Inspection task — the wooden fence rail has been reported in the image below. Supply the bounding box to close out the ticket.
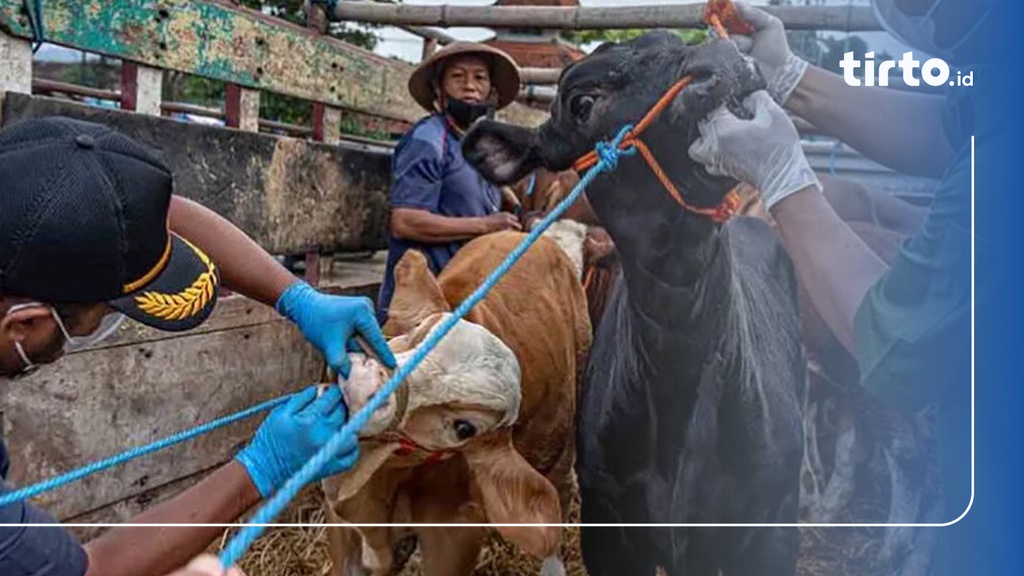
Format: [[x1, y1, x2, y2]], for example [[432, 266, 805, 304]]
[[330, 3, 882, 32], [399, 24, 458, 46], [520, 67, 562, 85], [0, 0, 547, 129]]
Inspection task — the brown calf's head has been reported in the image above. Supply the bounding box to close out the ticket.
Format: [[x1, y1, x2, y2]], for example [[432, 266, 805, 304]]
[[331, 250, 562, 556]]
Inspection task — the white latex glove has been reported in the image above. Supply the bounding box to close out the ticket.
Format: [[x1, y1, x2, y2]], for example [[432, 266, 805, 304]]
[[730, 2, 808, 106], [689, 91, 821, 210]]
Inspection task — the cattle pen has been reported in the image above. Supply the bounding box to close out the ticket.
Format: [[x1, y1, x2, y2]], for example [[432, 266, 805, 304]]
[[1, 1, 944, 575]]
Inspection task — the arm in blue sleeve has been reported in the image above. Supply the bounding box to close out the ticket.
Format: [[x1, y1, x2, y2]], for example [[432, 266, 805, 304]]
[[390, 137, 444, 211], [854, 152, 972, 412], [0, 485, 88, 576]]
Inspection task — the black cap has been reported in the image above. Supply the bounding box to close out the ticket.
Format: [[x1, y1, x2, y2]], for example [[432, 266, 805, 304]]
[[0, 117, 219, 331]]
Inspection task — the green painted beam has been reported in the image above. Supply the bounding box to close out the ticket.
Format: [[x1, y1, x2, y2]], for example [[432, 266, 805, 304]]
[[0, 0, 546, 126]]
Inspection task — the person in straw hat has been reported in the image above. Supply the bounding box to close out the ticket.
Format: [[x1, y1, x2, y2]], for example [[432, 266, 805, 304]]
[[376, 42, 525, 324]]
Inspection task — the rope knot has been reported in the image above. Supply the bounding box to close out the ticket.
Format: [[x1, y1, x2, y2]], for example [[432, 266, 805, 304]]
[[594, 124, 637, 172], [595, 141, 621, 171], [711, 189, 742, 223]]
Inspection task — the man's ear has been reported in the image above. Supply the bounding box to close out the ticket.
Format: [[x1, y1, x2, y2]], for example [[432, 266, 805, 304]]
[[383, 250, 451, 337], [0, 305, 51, 343], [462, 429, 562, 558], [462, 120, 543, 185]]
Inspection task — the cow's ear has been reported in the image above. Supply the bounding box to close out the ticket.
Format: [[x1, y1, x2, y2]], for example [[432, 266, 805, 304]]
[[462, 429, 561, 558], [462, 120, 542, 185], [384, 250, 450, 337]]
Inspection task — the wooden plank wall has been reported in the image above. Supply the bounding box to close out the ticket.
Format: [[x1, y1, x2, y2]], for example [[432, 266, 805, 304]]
[[2, 93, 394, 255], [0, 279, 380, 525], [0, 92, 391, 526], [0, 0, 548, 129]]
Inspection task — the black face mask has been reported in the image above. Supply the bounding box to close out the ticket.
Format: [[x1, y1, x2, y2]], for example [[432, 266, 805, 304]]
[[445, 97, 494, 129]]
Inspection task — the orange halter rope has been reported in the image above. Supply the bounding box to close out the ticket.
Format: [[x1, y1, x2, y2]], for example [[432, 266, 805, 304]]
[[571, 10, 742, 224]]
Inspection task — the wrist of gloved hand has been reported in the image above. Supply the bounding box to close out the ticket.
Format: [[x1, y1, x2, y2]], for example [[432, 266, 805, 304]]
[[767, 53, 808, 106], [236, 385, 359, 498], [235, 442, 283, 499], [756, 144, 822, 210], [274, 280, 314, 323]]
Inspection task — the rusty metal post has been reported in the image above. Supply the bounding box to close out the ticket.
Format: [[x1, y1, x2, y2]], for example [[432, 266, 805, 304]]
[[305, 1, 341, 144], [304, 245, 321, 286], [313, 104, 342, 143], [225, 83, 260, 132], [120, 63, 138, 111], [120, 62, 163, 115], [311, 103, 326, 141]]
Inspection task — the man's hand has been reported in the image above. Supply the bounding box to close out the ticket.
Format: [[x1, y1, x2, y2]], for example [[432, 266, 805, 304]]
[[689, 91, 821, 210], [729, 2, 808, 106], [275, 281, 396, 378], [674, 38, 765, 120], [479, 212, 523, 234], [235, 385, 360, 498], [168, 555, 246, 576], [500, 186, 522, 214]]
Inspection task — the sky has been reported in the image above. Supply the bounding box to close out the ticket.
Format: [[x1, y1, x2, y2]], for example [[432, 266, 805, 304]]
[[35, 0, 916, 67]]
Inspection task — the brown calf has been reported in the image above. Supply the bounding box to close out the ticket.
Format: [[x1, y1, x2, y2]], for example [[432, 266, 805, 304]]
[[321, 230, 591, 576]]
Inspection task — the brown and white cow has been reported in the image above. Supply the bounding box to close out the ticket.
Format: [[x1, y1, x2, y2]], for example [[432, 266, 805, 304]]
[[320, 227, 592, 576], [501, 167, 621, 333]]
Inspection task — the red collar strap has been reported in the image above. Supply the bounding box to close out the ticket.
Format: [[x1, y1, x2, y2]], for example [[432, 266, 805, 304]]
[[572, 76, 740, 224], [394, 436, 456, 464], [571, 3, 746, 225]]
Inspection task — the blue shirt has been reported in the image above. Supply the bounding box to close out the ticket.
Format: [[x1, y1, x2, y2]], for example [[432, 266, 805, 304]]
[[853, 81, 993, 576], [1, 438, 89, 575], [376, 114, 502, 323]]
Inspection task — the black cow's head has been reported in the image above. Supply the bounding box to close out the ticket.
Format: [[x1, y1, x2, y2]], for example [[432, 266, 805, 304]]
[[462, 32, 765, 210]]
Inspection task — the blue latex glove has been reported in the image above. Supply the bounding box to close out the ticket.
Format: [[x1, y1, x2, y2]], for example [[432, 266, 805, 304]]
[[236, 385, 359, 498], [275, 281, 397, 378]]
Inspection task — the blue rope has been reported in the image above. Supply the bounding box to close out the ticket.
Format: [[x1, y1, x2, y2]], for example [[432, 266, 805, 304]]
[[524, 171, 537, 198], [219, 124, 638, 567], [0, 394, 291, 509]]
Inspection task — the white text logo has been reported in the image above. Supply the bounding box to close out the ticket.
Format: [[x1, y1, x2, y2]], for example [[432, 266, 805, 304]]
[[840, 51, 974, 88]]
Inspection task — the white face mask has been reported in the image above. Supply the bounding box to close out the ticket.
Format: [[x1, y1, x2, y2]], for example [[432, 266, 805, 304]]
[[871, 0, 997, 63]]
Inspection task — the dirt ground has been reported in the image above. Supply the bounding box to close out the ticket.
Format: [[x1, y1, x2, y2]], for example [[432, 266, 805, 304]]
[[213, 484, 889, 576]]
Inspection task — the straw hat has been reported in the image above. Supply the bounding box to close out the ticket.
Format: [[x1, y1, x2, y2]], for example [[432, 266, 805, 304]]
[[408, 41, 522, 113]]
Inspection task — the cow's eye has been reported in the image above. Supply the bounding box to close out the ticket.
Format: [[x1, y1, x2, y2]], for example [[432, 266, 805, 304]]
[[453, 419, 477, 441], [570, 94, 596, 122]]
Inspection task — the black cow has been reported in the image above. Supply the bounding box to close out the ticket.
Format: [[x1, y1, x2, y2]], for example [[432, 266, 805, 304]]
[[462, 32, 806, 576]]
